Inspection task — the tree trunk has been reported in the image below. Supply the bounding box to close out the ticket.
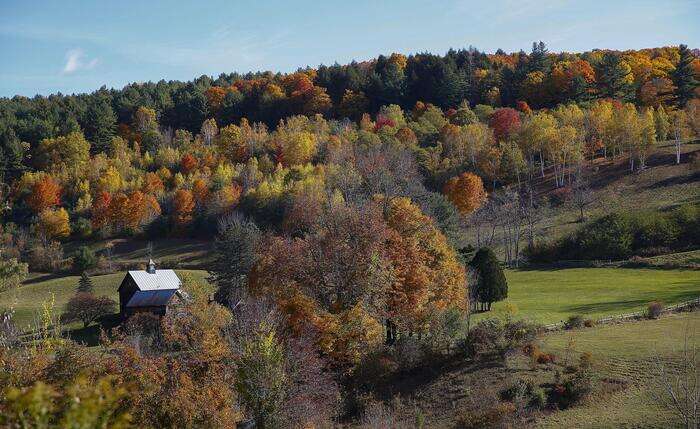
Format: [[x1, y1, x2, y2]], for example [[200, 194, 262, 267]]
[[385, 319, 396, 345], [540, 151, 545, 178]]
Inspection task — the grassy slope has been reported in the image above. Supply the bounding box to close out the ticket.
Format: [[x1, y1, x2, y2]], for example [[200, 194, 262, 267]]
[[2, 269, 209, 329], [537, 142, 700, 242], [468, 142, 700, 262], [63, 238, 213, 269], [378, 311, 700, 429], [4, 267, 697, 330], [537, 311, 700, 428], [479, 267, 700, 325]]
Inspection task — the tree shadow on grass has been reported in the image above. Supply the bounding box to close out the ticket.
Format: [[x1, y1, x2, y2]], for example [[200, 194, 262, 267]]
[[561, 288, 700, 315], [23, 272, 68, 285], [366, 354, 504, 403], [644, 171, 700, 190], [64, 313, 121, 347]]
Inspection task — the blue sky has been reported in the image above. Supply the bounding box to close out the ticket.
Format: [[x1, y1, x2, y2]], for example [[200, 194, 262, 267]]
[[1, 0, 698, 97]]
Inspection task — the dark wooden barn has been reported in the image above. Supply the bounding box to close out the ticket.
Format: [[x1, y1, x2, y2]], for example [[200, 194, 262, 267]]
[[118, 259, 182, 318]]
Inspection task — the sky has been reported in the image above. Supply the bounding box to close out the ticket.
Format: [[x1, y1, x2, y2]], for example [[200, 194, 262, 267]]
[[1, 0, 698, 97]]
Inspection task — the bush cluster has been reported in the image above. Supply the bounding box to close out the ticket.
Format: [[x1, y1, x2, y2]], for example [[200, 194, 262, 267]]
[[552, 368, 595, 409], [646, 301, 665, 319], [526, 203, 699, 262], [463, 318, 540, 360], [500, 379, 548, 411], [456, 402, 515, 429]]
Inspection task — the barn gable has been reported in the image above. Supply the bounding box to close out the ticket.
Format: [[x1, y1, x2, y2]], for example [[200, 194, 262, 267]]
[[119, 260, 182, 318]]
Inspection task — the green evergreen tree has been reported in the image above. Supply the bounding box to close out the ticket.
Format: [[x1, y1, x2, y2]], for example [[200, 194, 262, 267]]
[[673, 44, 699, 107], [83, 90, 116, 153], [597, 53, 634, 101], [210, 214, 262, 306], [469, 248, 508, 311], [77, 272, 94, 293], [528, 41, 551, 74]]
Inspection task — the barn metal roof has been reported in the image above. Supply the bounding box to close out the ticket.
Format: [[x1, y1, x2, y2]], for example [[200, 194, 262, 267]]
[[126, 289, 178, 307], [127, 269, 181, 291]]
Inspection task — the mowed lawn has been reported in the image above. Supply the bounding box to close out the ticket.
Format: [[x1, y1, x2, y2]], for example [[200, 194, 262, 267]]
[[536, 311, 700, 429], [1, 269, 210, 329], [482, 267, 700, 324], [2, 267, 699, 330]]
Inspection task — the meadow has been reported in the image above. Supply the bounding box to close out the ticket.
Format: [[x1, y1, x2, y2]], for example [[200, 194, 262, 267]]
[[483, 267, 700, 324], [537, 311, 700, 428], [1, 269, 210, 329], [4, 266, 698, 331]]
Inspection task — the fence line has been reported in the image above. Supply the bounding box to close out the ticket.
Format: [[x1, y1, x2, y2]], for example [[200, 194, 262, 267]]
[[542, 296, 700, 332]]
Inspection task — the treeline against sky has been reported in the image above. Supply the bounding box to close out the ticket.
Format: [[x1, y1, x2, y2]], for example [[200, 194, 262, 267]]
[[1, 43, 698, 181], [0, 42, 698, 256]]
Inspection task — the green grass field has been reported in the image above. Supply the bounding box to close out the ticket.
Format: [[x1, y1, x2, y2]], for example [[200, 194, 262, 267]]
[[3, 267, 698, 331], [1, 269, 210, 330], [482, 267, 700, 325], [536, 311, 700, 428]]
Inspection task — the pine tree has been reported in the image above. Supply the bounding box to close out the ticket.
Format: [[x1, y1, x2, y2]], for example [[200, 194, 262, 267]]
[[210, 213, 261, 306], [597, 53, 634, 101], [528, 41, 551, 74], [77, 271, 94, 293], [468, 248, 508, 311], [673, 44, 699, 107], [83, 90, 116, 153]]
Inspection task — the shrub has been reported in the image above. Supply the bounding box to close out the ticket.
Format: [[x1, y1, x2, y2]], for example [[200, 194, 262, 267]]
[[565, 315, 585, 330], [552, 368, 595, 409], [0, 258, 28, 293], [646, 301, 664, 319], [456, 403, 515, 429], [61, 293, 116, 328], [530, 387, 547, 410], [500, 378, 546, 410], [352, 351, 397, 390], [536, 352, 556, 364], [577, 213, 633, 260], [420, 307, 466, 358], [360, 401, 397, 428], [72, 246, 97, 273], [579, 352, 594, 370], [73, 217, 92, 239], [633, 214, 679, 250], [29, 240, 65, 272], [527, 203, 700, 263], [671, 203, 700, 248], [391, 337, 425, 371], [465, 318, 539, 360]]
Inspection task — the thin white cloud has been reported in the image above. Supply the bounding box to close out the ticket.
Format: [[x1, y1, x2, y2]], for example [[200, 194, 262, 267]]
[[114, 25, 291, 74], [62, 49, 98, 74]]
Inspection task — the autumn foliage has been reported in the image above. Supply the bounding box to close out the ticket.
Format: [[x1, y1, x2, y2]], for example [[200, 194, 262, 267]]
[[443, 172, 488, 215], [172, 189, 195, 228], [489, 107, 522, 141], [26, 175, 61, 213]]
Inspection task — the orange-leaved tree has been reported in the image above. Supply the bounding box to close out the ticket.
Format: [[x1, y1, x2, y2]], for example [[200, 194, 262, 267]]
[[384, 197, 468, 333], [26, 175, 61, 214], [443, 172, 487, 215], [172, 189, 195, 229]]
